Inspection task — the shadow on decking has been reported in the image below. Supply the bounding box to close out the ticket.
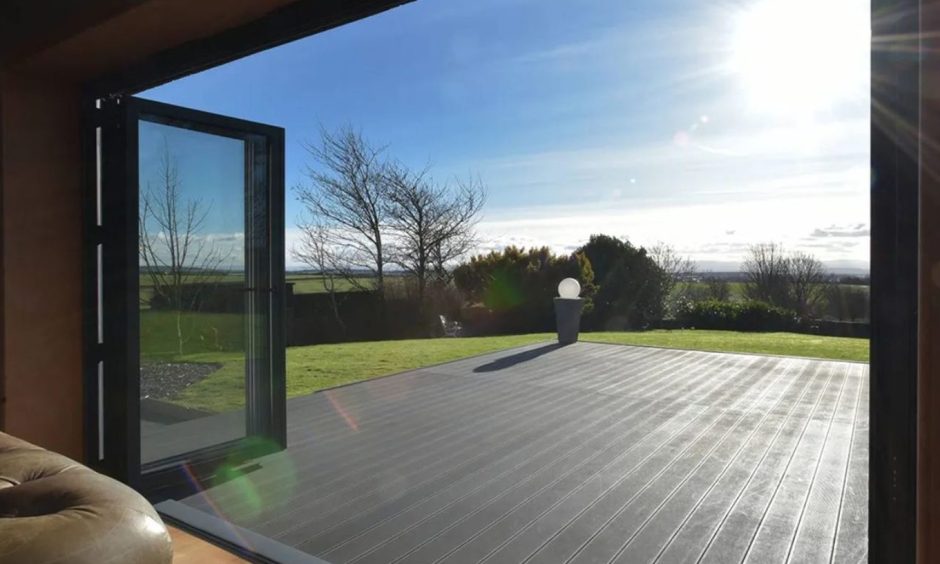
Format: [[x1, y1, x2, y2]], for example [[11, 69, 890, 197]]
[[473, 342, 564, 373]]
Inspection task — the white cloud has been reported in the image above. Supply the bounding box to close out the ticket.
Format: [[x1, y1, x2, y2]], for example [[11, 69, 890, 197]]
[[474, 184, 869, 269], [439, 112, 870, 270], [140, 231, 246, 269], [809, 223, 870, 238]]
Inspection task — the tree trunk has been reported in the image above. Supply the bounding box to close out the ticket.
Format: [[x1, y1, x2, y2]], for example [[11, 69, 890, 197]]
[[329, 286, 346, 335], [176, 309, 184, 356], [375, 237, 385, 295]]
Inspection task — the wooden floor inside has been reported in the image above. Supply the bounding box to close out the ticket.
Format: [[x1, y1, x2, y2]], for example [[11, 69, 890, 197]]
[[179, 342, 869, 563], [168, 525, 246, 563]]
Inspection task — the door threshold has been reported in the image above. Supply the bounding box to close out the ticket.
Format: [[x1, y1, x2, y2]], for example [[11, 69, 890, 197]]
[[157, 500, 329, 564]]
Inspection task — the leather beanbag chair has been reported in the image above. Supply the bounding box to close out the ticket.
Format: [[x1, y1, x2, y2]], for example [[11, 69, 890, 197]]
[[0, 432, 172, 563]]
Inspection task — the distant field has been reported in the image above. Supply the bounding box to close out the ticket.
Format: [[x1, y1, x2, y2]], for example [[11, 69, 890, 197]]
[[284, 274, 419, 294], [138, 272, 246, 307], [138, 272, 379, 296], [139, 272, 245, 287], [674, 281, 869, 301], [286, 274, 373, 294]]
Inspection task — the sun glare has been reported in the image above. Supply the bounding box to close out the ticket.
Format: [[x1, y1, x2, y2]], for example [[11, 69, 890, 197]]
[[730, 0, 869, 118]]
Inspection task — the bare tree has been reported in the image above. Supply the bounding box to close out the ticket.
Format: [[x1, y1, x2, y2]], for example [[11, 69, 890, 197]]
[[742, 242, 791, 307], [742, 243, 829, 316], [787, 251, 829, 316], [140, 142, 227, 354], [649, 242, 696, 300], [703, 275, 732, 301], [295, 126, 390, 295], [292, 217, 352, 334], [822, 283, 869, 321], [385, 163, 485, 305]]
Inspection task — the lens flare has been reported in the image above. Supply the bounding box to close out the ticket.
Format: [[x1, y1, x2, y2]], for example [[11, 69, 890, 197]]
[[483, 270, 524, 310], [186, 438, 299, 523], [325, 389, 360, 432], [180, 462, 255, 551]]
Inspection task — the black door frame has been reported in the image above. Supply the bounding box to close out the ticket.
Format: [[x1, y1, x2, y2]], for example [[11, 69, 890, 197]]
[[869, 0, 920, 560], [80, 0, 920, 561], [83, 95, 286, 493]]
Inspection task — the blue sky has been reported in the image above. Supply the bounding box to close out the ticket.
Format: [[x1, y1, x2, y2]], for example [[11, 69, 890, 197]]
[[138, 121, 247, 268], [141, 0, 870, 271]]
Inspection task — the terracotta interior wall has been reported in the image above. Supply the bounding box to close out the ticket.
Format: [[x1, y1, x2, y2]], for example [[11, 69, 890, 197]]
[[0, 71, 83, 459]]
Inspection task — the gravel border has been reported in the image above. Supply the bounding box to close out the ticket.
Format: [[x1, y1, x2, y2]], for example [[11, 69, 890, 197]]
[[140, 362, 223, 400]]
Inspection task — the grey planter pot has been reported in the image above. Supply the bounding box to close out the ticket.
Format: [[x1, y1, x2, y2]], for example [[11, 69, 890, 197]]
[[554, 297, 584, 345]]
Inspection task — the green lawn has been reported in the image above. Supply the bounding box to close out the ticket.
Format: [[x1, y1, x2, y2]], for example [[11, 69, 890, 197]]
[[168, 330, 868, 413], [584, 330, 868, 362], [140, 310, 243, 359]]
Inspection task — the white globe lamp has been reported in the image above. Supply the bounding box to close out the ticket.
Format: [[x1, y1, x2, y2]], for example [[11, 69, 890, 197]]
[[557, 278, 581, 299]]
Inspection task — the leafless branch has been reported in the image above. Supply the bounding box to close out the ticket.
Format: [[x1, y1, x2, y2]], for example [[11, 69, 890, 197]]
[[385, 163, 486, 304], [649, 242, 696, 299], [139, 140, 229, 354], [294, 125, 390, 293]]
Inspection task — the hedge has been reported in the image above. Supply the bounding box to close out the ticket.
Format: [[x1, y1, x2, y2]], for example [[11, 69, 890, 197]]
[[676, 299, 798, 332]]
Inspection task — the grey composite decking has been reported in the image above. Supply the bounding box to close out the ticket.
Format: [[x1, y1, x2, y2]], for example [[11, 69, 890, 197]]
[[142, 409, 244, 463], [179, 342, 869, 564]]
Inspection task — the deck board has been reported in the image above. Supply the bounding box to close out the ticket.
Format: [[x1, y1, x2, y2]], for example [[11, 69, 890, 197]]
[[178, 342, 868, 563]]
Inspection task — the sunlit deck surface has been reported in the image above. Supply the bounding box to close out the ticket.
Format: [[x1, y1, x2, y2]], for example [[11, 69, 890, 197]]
[[180, 342, 868, 564]]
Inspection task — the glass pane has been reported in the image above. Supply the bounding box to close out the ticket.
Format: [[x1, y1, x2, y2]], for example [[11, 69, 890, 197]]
[[138, 119, 248, 463]]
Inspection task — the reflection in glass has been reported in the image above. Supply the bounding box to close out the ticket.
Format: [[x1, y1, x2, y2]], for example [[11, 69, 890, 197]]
[[138, 120, 248, 464]]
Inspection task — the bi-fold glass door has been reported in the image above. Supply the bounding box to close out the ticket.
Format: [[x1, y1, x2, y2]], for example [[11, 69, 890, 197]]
[[87, 96, 286, 492]]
